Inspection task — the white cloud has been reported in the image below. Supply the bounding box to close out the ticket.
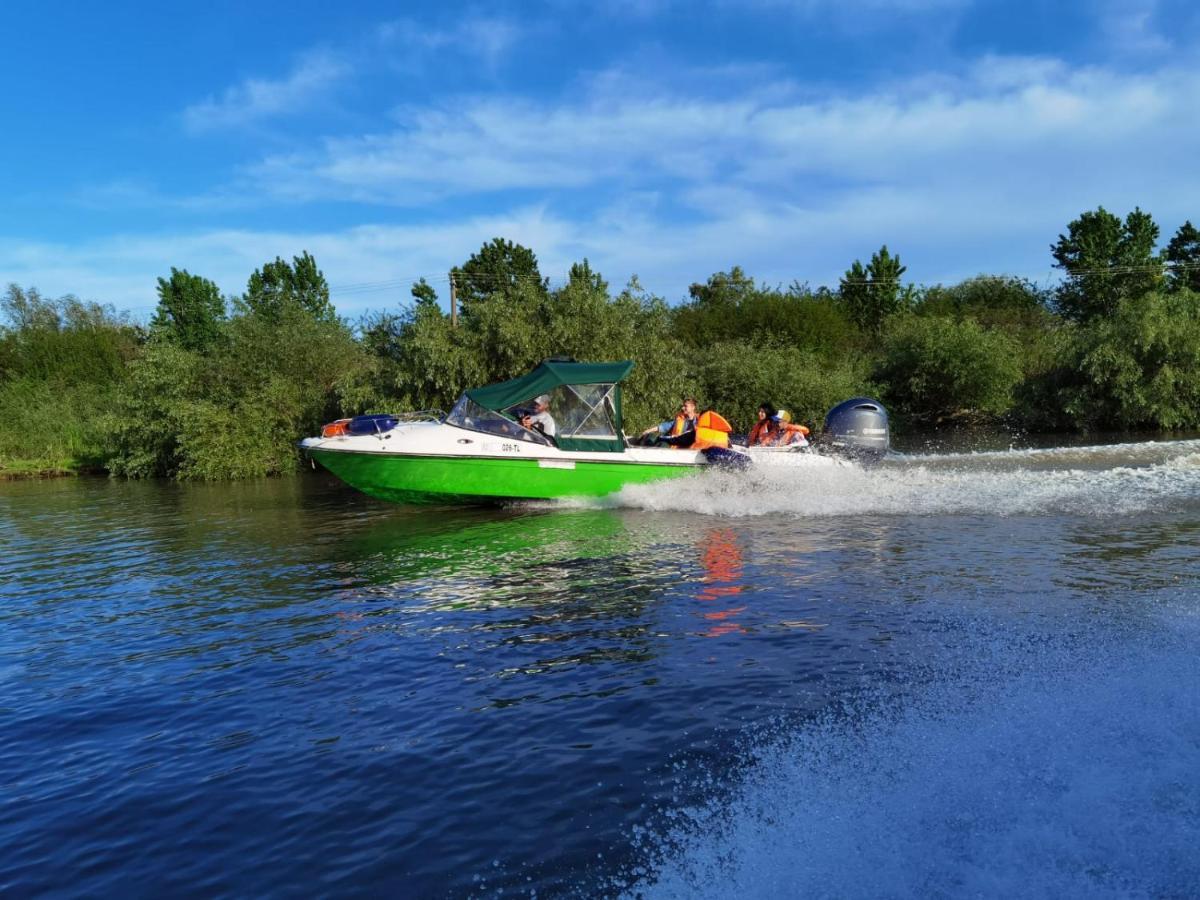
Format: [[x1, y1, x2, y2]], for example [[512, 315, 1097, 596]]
[[70, 178, 256, 213], [1096, 0, 1172, 56], [178, 14, 526, 135], [183, 51, 350, 132], [0, 210, 575, 318], [236, 56, 1200, 216], [245, 92, 756, 204], [6, 152, 1196, 321], [20, 52, 1200, 314], [376, 14, 524, 69]]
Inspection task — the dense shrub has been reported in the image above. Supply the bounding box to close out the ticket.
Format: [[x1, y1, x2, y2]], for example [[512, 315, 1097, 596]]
[[914, 276, 1051, 329], [108, 303, 372, 479], [876, 315, 1022, 424], [173, 387, 302, 481], [0, 377, 119, 473], [0, 285, 138, 473], [673, 269, 862, 358], [694, 339, 876, 431], [104, 342, 202, 478], [1058, 290, 1200, 430], [0, 286, 138, 384]]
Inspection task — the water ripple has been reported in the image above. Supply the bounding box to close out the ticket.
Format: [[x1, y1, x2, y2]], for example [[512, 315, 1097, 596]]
[[2, 444, 1199, 896]]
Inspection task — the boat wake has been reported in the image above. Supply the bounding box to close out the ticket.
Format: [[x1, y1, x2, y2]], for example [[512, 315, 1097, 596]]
[[594, 439, 1200, 518], [619, 604, 1200, 898]]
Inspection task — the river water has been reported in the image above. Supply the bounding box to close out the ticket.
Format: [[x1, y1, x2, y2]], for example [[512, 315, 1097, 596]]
[[2, 439, 1199, 897]]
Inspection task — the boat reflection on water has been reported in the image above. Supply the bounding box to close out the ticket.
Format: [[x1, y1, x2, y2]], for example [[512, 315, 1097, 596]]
[[335, 507, 630, 583], [322, 508, 856, 707], [696, 528, 747, 637], [326, 508, 684, 705]]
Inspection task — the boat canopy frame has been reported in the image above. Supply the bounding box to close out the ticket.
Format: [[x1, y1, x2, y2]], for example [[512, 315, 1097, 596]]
[[462, 359, 635, 452]]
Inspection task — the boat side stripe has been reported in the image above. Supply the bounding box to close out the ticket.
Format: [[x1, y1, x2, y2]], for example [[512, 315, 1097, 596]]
[[305, 447, 706, 468]]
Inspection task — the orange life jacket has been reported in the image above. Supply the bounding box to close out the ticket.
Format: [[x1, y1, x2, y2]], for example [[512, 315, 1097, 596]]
[[748, 419, 772, 446], [764, 423, 810, 446], [692, 410, 733, 450], [670, 413, 696, 436]]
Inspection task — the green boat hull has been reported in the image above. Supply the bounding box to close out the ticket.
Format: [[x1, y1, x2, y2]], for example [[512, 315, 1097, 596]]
[[308, 449, 698, 504]]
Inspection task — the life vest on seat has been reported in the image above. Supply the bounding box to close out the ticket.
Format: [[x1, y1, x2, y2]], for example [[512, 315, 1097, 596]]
[[692, 411, 733, 450]]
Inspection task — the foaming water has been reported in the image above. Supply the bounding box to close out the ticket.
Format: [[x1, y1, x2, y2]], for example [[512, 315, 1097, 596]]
[[624, 606, 1200, 899], [601, 440, 1200, 518], [900, 436, 1200, 467]]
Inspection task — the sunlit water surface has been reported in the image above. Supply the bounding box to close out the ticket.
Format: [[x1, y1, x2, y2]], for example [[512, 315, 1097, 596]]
[[2, 439, 1199, 897]]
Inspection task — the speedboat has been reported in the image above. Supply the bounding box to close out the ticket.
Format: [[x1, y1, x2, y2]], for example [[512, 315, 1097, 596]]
[[300, 360, 888, 504]]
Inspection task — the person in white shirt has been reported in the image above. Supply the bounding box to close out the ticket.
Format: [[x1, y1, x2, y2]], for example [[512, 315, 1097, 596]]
[[528, 394, 557, 437]]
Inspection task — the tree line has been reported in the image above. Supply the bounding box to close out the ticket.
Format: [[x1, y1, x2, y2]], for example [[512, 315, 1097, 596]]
[[2, 208, 1199, 479]]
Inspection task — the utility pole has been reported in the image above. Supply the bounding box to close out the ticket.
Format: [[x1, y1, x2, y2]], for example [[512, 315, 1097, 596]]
[[449, 271, 457, 328]]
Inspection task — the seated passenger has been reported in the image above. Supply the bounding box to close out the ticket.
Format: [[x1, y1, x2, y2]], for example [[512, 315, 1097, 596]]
[[766, 410, 810, 446], [639, 398, 698, 446], [529, 395, 557, 437], [747, 402, 779, 446]]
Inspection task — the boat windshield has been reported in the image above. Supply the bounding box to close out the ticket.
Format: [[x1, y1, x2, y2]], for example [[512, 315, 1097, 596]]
[[504, 383, 620, 446], [445, 395, 552, 445]]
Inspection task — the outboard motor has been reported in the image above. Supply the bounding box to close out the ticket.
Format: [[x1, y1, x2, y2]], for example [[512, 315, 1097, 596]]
[[820, 398, 889, 462]]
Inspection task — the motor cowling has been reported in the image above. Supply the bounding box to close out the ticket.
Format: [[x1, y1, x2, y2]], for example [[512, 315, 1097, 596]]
[[820, 398, 889, 462]]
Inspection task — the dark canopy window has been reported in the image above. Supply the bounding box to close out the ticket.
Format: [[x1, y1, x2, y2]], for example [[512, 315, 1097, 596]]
[[445, 395, 551, 445]]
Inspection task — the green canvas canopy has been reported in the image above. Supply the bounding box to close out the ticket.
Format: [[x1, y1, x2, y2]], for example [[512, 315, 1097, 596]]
[[464, 359, 635, 452]]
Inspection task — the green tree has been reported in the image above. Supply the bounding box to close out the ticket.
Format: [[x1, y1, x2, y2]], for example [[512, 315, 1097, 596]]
[[411, 277, 439, 309], [1165, 221, 1200, 293], [839, 245, 908, 334], [1051, 207, 1163, 321], [451, 238, 548, 315], [388, 301, 484, 411], [151, 268, 226, 351], [2, 284, 60, 332], [243, 251, 334, 323], [567, 258, 608, 294], [673, 268, 756, 347], [687, 266, 756, 307]]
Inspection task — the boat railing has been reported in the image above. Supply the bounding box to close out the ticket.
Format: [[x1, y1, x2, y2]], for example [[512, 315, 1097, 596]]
[[394, 410, 446, 424]]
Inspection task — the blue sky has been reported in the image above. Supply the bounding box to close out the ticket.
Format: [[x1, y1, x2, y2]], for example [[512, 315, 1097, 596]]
[[2, 0, 1199, 317]]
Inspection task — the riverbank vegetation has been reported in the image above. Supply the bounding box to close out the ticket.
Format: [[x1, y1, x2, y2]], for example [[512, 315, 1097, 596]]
[[3, 207, 1199, 479]]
